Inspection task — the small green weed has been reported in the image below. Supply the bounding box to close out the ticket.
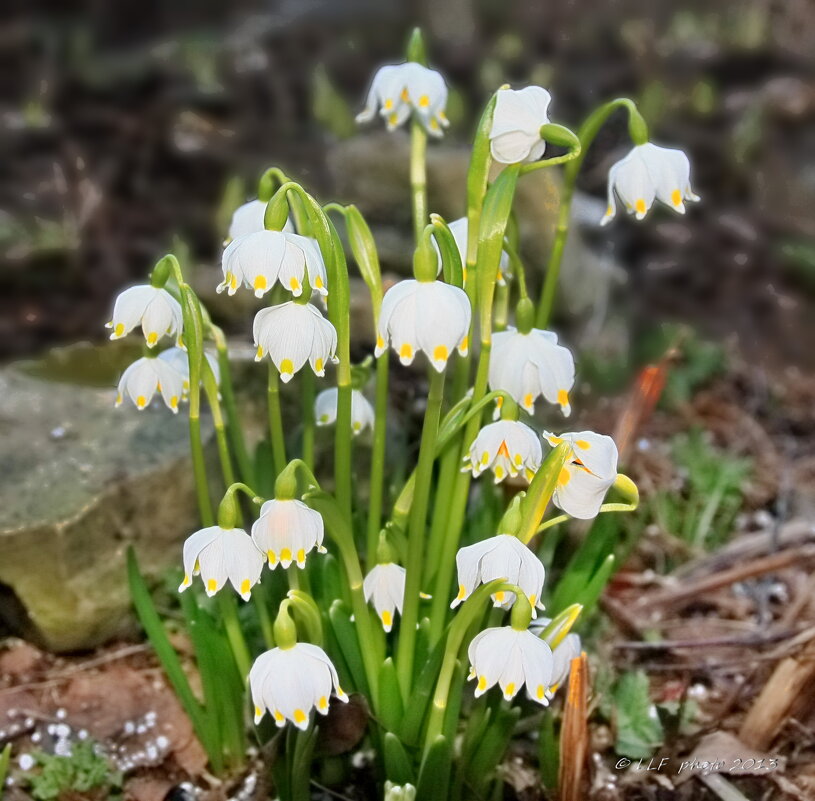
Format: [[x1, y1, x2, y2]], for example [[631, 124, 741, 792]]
[[21, 742, 122, 801]]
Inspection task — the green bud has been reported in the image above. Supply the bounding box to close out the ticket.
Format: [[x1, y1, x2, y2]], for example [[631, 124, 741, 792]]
[[274, 463, 298, 500], [376, 530, 397, 564], [406, 28, 427, 66], [264, 191, 290, 231], [217, 490, 240, 530], [516, 297, 535, 334], [614, 473, 639, 507], [385, 782, 416, 801], [510, 592, 533, 631], [497, 493, 525, 537], [273, 600, 298, 650], [150, 255, 172, 288], [627, 108, 649, 146], [539, 122, 581, 151], [412, 231, 438, 282]]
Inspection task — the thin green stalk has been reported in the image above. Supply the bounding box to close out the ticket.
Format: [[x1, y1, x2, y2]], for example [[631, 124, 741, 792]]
[[267, 364, 287, 476], [217, 592, 251, 678], [428, 344, 490, 643], [536, 98, 643, 328], [366, 353, 390, 564], [396, 369, 446, 698], [189, 413, 213, 527], [204, 374, 235, 491], [410, 118, 428, 244], [301, 369, 315, 469]]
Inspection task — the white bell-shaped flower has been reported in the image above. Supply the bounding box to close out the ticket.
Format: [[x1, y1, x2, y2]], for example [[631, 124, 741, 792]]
[[528, 617, 582, 698], [251, 498, 326, 569], [249, 643, 348, 729], [601, 142, 700, 226], [489, 327, 575, 416], [356, 62, 449, 137], [227, 199, 294, 240], [315, 388, 375, 435], [178, 525, 265, 601], [253, 301, 338, 383], [115, 356, 186, 413], [489, 86, 551, 164], [432, 217, 511, 285], [363, 563, 406, 632], [219, 230, 328, 298], [106, 286, 183, 347], [465, 420, 542, 483], [452, 534, 545, 613], [467, 626, 554, 704], [543, 430, 618, 519], [375, 279, 471, 372], [157, 346, 220, 394]]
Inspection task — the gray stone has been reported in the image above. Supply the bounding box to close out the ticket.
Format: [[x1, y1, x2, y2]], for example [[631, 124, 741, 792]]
[[0, 345, 208, 651]]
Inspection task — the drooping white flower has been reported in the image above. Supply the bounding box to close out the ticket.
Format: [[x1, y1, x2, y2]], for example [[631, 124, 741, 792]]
[[363, 563, 406, 632], [432, 217, 511, 285], [106, 286, 183, 347], [315, 388, 375, 435], [489, 86, 551, 164], [601, 142, 700, 226], [253, 302, 338, 382], [543, 430, 618, 519], [178, 525, 265, 601], [356, 62, 449, 137], [467, 626, 554, 704], [375, 279, 470, 372], [227, 199, 294, 241], [249, 643, 348, 729], [115, 356, 186, 413], [465, 420, 542, 484], [157, 346, 220, 393], [218, 230, 328, 298], [452, 534, 546, 613], [251, 498, 326, 570], [529, 617, 582, 698], [489, 327, 575, 416]]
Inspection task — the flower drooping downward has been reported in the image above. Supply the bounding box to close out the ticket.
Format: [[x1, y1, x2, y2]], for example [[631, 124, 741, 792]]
[[251, 499, 326, 569], [107, 286, 183, 347], [115, 356, 186, 413], [363, 563, 407, 632], [315, 388, 375, 435], [465, 420, 542, 483], [489, 86, 552, 164]]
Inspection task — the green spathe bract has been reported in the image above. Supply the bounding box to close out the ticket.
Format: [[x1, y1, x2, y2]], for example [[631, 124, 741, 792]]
[[107, 25, 693, 801]]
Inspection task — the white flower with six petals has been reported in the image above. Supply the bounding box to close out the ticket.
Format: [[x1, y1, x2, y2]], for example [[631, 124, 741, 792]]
[[106, 286, 183, 347], [253, 302, 338, 382], [601, 142, 699, 226], [315, 388, 375, 435], [544, 430, 618, 519], [375, 279, 471, 372], [488, 327, 575, 416], [356, 62, 449, 137], [489, 86, 552, 164], [115, 356, 186, 413], [452, 534, 546, 613], [251, 498, 326, 570], [363, 563, 407, 632], [157, 346, 220, 394], [249, 643, 347, 729], [432, 217, 511, 285], [178, 525, 265, 600], [465, 420, 542, 483]]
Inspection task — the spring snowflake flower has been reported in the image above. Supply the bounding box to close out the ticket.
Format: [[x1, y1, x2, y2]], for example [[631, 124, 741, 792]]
[[356, 62, 449, 137], [433, 217, 510, 285], [218, 230, 328, 299], [488, 327, 575, 416], [178, 525, 264, 601], [115, 356, 186, 413], [363, 563, 406, 632], [253, 302, 338, 382], [157, 346, 220, 393], [601, 142, 700, 225], [375, 279, 471, 372], [530, 618, 582, 698], [489, 86, 551, 164], [106, 286, 183, 347], [467, 625, 554, 704], [465, 420, 542, 483], [452, 534, 546, 613], [251, 499, 327, 570], [544, 430, 618, 519], [249, 643, 348, 729], [315, 388, 375, 435], [227, 199, 294, 240]]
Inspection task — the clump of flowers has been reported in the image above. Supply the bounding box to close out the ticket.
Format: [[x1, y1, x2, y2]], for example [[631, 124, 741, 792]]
[[112, 27, 698, 800]]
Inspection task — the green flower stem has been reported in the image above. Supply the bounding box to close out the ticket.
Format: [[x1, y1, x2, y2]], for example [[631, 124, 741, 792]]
[[423, 440, 461, 580], [203, 365, 235, 491], [424, 579, 523, 752], [493, 282, 509, 331], [427, 346, 490, 643], [518, 443, 571, 545], [396, 368, 446, 698], [535, 98, 644, 329], [212, 325, 255, 486], [304, 490, 384, 700], [410, 118, 428, 244], [301, 369, 315, 469], [217, 591, 252, 678], [366, 353, 390, 563], [267, 364, 287, 476]]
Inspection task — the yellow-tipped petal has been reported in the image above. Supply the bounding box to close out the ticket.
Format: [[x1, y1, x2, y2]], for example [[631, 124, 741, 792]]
[[240, 579, 251, 595], [557, 467, 571, 486], [384, 98, 394, 110], [114, 323, 125, 337], [418, 94, 430, 108], [523, 392, 534, 409], [147, 332, 158, 345], [671, 188, 682, 207], [296, 548, 305, 564], [399, 343, 413, 360], [381, 610, 392, 629], [253, 276, 268, 292], [293, 709, 306, 724], [557, 389, 570, 407], [314, 358, 324, 373], [433, 344, 448, 362], [280, 358, 294, 375], [207, 578, 218, 592], [504, 682, 515, 698], [477, 675, 487, 691], [575, 439, 590, 449], [400, 88, 410, 102], [280, 547, 292, 562], [318, 696, 328, 711], [289, 277, 300, 292], [635, 198, 647, 215], [136, 395, 147, 409]]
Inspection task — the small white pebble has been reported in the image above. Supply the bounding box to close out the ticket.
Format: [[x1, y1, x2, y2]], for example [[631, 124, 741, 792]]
[[18, 754, 35, 771], [124, 721, 135, 735], [78, 729, 88, 740], [55, 724, 70, 738], [55, 709, 67, 720], [31, 732, 42, 743], [156, 736, 169, 750]]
